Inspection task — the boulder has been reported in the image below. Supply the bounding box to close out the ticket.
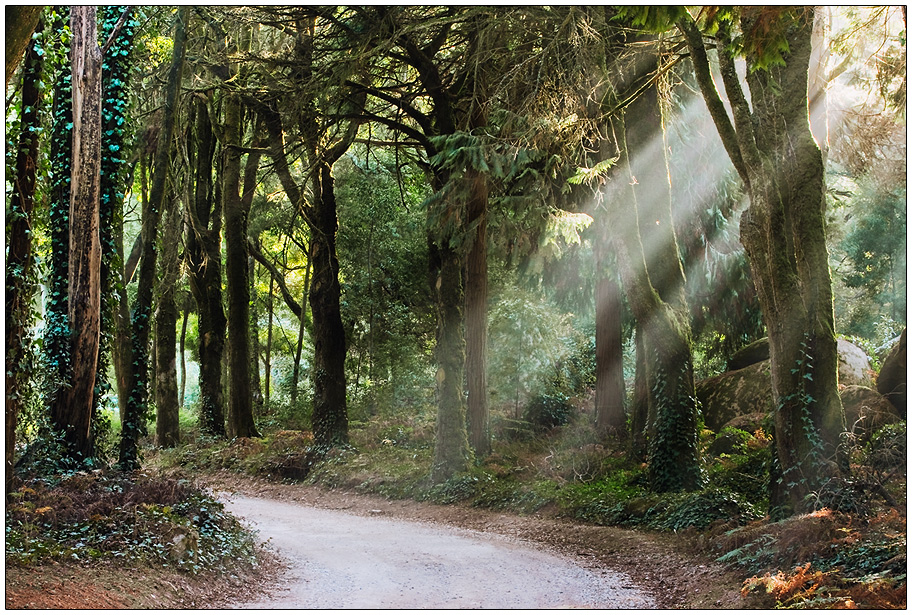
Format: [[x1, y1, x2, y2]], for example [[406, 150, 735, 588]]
[[840, 385, 902, 444], [837, 338, 875, 388], [697, 362, 774, 432], [727, 338, 769, 371], [876, 328, 906, 418], [698, 340, 878, 432]]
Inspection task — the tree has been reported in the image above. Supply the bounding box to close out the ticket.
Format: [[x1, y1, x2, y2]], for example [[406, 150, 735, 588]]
[[120, 6, 188, 468], [222, 85, 262, 439], [679, 7, 844, 516], [185, 94, 227, 437], [97, 5, 138, 451], [49, 6, 104, 462], [6, 18, 45, 489], [257, 9, 369, 448], [154, 190, 182, 448], [604, 54, 702, 492]]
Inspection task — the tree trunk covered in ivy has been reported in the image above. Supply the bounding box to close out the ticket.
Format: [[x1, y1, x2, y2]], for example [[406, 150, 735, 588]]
[[154, 193, 181, 448], [53, 6, 103, 462], [120, 7, 187, 469], [44, 7, 73, 437], [185, 96, 226, 437], [680, 9, 843, 517], [95, 6, 137, 452], [6, 22, 44, 490], [608, 55, 701, 493]]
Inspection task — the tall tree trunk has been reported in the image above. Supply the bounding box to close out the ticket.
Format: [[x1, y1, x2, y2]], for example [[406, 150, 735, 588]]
[[607, 61, 701, 492], [594, 267, 626, 437], [742, 14, 843, 516], [155, 194, 181, 448], [265, 277, 275, 408], [681, 9, 843, 516], [223, 91, 262, 439], [43, 8, 73, 431], [186, 96, 226, 437], [120, 7, 187, 468], [309, 162, 349, 448], [6, 23, 43, 490], [628, 327, 648, 461], [249, 258, 264, 416], [430, 241, 471, 482], [52, 6, 103, 462], [96, 7, 137, 446], [465, 167, 490, 457]]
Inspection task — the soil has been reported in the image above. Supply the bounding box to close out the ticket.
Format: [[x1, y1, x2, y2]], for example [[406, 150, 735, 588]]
[[5, 470, 771, 609]]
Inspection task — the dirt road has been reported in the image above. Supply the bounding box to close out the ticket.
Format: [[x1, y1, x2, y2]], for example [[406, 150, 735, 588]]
[[220, 493, 655, 609]]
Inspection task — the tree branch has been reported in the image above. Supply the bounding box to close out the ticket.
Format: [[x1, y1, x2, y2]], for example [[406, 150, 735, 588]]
[[101, 7, 132, 56], [247, 236, 310, 327], [676, 14, 751, 187], [714, 23, 762, 171]]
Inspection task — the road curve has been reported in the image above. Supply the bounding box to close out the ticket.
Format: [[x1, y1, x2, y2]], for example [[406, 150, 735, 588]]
[[221, 493, 654, 609]]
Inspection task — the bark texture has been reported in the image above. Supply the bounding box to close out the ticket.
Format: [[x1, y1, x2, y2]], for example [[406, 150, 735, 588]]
[[309, 163, 349, 448], [222, 91, 262, 439], [594, 257, 626, 437], [5, 6, 43, 87], [605, 52, 701, 492], [465, 167, 490, 457], [431, 242, 472, 482], [154, 195, 182, 448], [6, 25, 43, 489], [186, 97, 227, 437], [53, 6, 103, 461]]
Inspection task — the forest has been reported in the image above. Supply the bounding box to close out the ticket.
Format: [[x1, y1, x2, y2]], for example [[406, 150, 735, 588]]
[[5, 5, 907, 609]]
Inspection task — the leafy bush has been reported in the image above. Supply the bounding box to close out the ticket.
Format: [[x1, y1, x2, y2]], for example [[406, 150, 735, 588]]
[[650, 488, 763, 532], [523, 390, 574, 429]]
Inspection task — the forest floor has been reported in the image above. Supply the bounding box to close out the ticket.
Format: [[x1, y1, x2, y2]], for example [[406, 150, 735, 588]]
[[4, 469, 763, 609]]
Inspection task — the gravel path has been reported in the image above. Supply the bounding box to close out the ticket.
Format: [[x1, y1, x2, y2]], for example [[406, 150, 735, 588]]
[[220, 493, 654, 609]]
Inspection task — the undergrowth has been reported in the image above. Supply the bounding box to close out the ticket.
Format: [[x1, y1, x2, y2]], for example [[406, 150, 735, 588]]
[[6, 470, 256, 573]]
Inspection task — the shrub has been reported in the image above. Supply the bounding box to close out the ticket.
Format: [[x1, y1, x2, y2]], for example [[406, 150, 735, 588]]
[[651, 488, 763, 532], [523, 390, 574, 429]]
